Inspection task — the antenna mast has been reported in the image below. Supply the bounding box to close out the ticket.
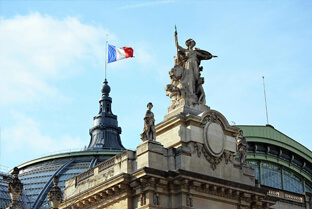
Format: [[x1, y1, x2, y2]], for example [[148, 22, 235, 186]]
[[262, 76, 269, 124]]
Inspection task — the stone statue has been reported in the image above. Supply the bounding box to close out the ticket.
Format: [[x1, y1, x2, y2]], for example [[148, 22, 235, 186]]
[[7, 167, 23, 209], [48, 176, 63, 209], [236, 130, 248, 166], [165, 27, 217, 111], [141, 102, 156, 142]]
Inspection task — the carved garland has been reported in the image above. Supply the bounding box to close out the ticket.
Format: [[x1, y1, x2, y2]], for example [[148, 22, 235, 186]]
[[202, 146, 223, 170], [200, 112, 222, 128], [193, 144, 234, 170]]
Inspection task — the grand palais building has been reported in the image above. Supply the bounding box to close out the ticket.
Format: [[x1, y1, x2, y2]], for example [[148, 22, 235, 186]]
[[2, 39, 312, 209]]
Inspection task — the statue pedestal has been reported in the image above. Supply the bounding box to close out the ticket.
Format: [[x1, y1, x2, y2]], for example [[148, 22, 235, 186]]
[[156, 108, 255, 186], [164, 104, 210, 121], [136, 140, 167, 171]]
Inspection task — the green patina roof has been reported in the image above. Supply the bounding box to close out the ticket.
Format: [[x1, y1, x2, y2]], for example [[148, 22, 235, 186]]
[[236, 125, 312, 163]]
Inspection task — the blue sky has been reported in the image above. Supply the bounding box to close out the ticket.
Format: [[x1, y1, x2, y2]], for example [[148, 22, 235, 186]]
[[1, 0, 311, 170]]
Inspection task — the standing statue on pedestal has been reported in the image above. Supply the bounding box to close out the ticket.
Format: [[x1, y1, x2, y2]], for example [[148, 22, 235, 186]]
[[236, 130, 249, 166], [48, 176, 63, 209], [7, 167, 23, 209], [141, 102, 156, 142], [165, 26, 217, 111]]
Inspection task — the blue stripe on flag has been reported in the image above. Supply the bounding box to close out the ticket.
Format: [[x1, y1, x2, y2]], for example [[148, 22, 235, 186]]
[[108, 44, 117, 63]]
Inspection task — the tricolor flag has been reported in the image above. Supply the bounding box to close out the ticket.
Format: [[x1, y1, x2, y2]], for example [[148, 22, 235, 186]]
[[108, 44, 134, 63]]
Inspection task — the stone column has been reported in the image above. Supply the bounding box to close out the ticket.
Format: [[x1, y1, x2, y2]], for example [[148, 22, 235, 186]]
[[7, 167, 23, 209]]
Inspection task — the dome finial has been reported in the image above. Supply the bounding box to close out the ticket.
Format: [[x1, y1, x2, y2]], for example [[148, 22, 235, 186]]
[[101, 79, 111, 96]]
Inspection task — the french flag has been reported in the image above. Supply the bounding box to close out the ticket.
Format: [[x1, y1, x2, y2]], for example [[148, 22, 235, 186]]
[[108, 44, 134, 63]]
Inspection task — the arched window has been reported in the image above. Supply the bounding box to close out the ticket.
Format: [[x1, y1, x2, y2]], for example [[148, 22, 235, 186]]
[[283, 170, 303, 193], [306, 183, 312, 193], [261, 162, 282, 189], [247, 161, 260, 181]]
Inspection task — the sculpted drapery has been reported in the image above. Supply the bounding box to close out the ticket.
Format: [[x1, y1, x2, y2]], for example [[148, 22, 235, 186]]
[[165, 28, 217, 111], [141, 102, 156, 142]]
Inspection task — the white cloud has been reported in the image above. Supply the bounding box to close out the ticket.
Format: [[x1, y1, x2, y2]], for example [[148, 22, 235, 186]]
[[0, 13, 111, 105], [2, 111, 85, 166]]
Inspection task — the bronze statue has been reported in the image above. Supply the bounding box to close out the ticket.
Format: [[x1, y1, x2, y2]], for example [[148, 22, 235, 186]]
[[141, 102, 156, 142], [236, 130, 248, 166]]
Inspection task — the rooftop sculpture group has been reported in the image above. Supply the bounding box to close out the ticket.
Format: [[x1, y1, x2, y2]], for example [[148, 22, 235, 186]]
[[165, 27, 217, 111]]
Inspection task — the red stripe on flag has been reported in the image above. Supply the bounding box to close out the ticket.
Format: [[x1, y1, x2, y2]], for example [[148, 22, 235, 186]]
[[123, 47, 133, 58]]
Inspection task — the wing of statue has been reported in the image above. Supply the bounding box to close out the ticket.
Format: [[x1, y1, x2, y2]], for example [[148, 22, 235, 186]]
[[194, 49, 215, 61]]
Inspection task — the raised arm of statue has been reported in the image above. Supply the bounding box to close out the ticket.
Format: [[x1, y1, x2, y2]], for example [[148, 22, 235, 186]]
[[174, 27, 186, 53]]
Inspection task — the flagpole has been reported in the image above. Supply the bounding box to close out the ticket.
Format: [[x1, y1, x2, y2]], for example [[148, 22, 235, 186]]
[[262, 76, 269, 124], [105, 34, 108, 80]]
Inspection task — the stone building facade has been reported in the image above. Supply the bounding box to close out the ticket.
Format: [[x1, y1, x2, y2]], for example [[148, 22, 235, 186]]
[[59, 107, 279, 209]]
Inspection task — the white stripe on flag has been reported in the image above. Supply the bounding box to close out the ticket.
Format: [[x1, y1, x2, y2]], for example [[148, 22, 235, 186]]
[[116, 47, 126, 61]]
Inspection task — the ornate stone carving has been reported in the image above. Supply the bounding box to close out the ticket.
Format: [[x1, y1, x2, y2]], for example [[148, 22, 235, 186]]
[[236, 130, 248, 166], [102, 168, 114, 181], [140, 193, 146, 206], [201, 112, 220, 127], [153, 193, 160, 205], [186, 194, 193, 207], [77, 169, 94, 183], [7, 167, 23, 209], [193, 143, 202, 158], [193, 142, 227, 170], [48, 176, 63, 209], [223, 150, 234, 165], [141, 102, 156, 142], [165, 27, 217, 111], [202, 147, 223, 170], [98, 157, 115, 172]]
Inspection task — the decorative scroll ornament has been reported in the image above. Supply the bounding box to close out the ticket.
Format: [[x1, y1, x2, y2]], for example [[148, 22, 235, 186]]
[[193, 142, 235, 170], [200, 112, 221, 127], [223, 150, 234, 165], [193, 143, 202, 158]]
